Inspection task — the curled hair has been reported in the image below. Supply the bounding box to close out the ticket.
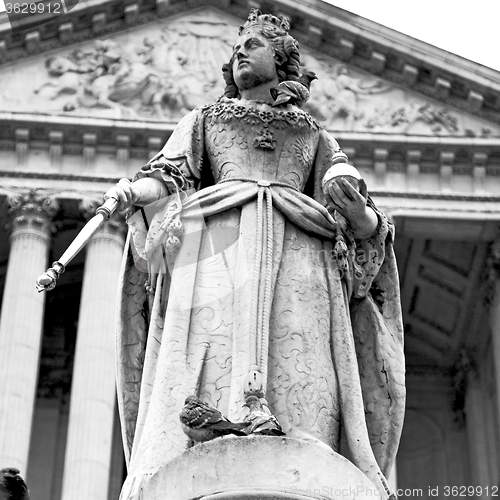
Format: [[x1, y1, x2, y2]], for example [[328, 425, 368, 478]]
[[222, 62, 239, 99], [222, 25, 301, 99]]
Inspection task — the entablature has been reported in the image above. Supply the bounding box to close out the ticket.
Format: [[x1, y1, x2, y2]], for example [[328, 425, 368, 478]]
[[3, 113, 500, 208]]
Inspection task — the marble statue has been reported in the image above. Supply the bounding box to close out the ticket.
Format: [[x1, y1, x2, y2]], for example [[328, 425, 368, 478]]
[[105, 9, 405, 499]]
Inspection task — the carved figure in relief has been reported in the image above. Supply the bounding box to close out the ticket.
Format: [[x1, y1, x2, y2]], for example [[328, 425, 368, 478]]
[[305, 64, 391, 130], [135, 34, 193, 115], [35, 44, 165, 117], [105, 9, 405, 499], [35, 24, 228, 118], [365, 101, 460, 134], [34, 55, 85, 99]]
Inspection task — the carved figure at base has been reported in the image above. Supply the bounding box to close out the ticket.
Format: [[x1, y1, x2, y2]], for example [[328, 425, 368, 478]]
[[105, 9, 405, 500], [243, 395, 285, 436]]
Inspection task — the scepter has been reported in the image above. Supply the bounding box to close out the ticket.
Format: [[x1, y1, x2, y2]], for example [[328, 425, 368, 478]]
[[36, 197, 119, 292]]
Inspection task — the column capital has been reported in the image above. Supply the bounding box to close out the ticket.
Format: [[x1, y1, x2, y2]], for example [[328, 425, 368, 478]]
[[6, 190, 59, 237]]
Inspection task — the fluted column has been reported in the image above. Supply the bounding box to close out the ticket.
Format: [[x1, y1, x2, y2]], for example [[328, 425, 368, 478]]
[[0, 191, 59, 472], [61, 199, 126, 500]]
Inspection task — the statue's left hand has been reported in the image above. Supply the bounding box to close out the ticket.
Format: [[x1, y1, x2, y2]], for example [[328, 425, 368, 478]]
[[325, 177, 366, 220], [325, 178, 377, 239]]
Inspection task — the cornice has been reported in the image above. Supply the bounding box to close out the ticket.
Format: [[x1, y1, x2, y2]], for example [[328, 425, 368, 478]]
[[1, 112, 500, 153], [0, 111, 174, 151], [0, 0, 499, 126], [0, 111, 176, 131], [376, 191, 500, 203], [0, 170, 121, 183]]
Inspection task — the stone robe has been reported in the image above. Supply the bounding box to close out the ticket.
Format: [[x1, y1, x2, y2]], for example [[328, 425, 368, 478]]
[[116, 98, 405, 499]]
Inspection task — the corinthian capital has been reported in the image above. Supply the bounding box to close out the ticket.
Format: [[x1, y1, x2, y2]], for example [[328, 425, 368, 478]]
[[6, 190, 59, 236]]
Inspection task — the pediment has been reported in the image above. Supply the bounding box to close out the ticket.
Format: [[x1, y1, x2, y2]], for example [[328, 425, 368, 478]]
[[0, 5, 499, 138]]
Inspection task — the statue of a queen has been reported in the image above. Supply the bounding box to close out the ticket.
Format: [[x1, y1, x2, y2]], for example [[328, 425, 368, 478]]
[[105, 9, 405, 500]]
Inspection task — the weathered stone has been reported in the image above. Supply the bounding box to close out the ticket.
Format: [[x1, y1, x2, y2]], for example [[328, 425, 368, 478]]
[[141, 437, 381, 500]]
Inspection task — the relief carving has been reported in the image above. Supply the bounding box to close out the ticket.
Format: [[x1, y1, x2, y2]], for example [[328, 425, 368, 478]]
[[33, 18, 232, 119], [304, 63, 392, 130], [365, 102, 460, 134]]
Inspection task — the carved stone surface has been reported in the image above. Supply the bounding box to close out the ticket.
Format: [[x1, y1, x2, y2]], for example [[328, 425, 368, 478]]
[[6, 190, 59, 237]]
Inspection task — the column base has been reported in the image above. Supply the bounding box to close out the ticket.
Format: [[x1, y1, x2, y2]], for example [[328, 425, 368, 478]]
[[141, 436, 381, 500]]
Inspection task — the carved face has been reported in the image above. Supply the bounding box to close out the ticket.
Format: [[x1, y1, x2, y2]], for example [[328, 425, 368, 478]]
[[232, 30, 279, 91]]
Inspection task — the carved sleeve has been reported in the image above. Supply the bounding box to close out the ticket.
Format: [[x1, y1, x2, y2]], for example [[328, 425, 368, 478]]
[[349, 212, 405, 476], [351, 203, 392, 300], [134, 109, 205, 194]]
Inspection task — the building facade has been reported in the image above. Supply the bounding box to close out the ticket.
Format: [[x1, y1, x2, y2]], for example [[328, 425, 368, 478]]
[[0, 0, 499, 498]]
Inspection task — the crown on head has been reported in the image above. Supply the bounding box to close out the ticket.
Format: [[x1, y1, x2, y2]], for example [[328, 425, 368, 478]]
[[239, 8, 290, 35]]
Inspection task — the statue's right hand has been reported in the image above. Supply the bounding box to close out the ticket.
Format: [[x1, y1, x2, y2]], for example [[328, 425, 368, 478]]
[[104, 178, 136, 211]]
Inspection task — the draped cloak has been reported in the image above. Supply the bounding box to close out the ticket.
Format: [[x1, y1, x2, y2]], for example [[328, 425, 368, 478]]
[[115, 98, 405, 499]]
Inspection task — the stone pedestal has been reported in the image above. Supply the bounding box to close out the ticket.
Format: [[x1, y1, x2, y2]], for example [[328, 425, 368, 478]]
[[140, 436, 381, 500]]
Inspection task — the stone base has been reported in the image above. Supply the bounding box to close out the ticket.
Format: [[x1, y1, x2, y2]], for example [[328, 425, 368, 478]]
[[141, 436, 382, 500]]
